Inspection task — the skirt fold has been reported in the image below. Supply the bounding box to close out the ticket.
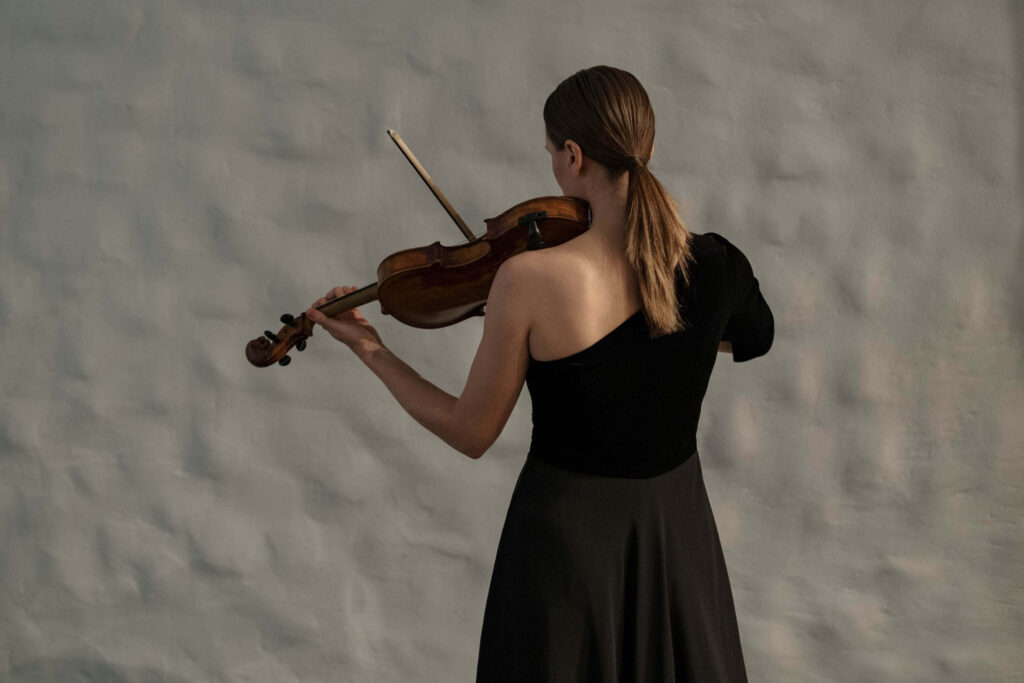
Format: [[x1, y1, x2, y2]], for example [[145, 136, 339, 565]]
[[475, 449, 748, 683]]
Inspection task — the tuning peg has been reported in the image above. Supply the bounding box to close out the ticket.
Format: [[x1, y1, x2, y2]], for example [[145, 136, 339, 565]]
[[280, 313, 295, 325], [296, 340, 306, 351], [279, 355, 291, 366], [264, 330, 280, 343]]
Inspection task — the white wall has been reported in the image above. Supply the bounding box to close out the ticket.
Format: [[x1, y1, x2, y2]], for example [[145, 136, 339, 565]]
[[1, 0, 1021, 680]]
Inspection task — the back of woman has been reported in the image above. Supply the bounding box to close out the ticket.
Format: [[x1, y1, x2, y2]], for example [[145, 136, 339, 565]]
[[474, 66, 774, 682]]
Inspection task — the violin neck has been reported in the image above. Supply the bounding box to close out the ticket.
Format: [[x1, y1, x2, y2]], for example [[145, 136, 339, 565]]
[[317, 282, 379, 315]]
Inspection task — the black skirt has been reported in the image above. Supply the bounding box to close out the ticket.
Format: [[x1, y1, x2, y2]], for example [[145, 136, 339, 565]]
[[475, 449, 748, 682]]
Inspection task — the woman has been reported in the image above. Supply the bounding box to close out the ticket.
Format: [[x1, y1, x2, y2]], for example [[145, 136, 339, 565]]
[[306, 65, 773, 682]]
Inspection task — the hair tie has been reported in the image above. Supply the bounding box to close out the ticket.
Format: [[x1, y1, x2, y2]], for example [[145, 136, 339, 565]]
[[627, 156, 646, 171]]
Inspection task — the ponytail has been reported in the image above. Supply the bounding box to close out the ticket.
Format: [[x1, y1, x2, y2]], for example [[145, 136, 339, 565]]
[[625, 163, 696, 337]]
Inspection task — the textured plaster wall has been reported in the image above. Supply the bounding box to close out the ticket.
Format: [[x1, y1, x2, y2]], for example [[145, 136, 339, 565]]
[[1, 0, 1022, 681]]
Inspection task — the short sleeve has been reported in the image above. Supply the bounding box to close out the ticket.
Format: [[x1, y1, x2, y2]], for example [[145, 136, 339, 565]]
[[706, 232, 775, 362]]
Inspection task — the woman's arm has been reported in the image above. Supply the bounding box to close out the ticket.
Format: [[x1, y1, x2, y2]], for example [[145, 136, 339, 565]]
[[710, 232, 774, 362], [337, 257, 533, 460], [718, 340, 732, 354]]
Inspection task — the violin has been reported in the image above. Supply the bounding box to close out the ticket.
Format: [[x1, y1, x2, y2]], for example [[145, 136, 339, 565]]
[[245, 131, 591, 368]]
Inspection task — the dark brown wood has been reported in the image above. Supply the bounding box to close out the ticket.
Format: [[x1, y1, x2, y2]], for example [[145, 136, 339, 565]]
[[245, 196, 590, 367], [375, 195, 590, 328]]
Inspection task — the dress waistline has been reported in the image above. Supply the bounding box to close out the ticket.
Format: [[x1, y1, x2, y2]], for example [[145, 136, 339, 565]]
[[527, 434, 699, 479]]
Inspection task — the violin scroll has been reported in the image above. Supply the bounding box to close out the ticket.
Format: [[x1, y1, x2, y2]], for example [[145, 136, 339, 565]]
[[245, 312, 315, 367], [246, 282, 381, 368]]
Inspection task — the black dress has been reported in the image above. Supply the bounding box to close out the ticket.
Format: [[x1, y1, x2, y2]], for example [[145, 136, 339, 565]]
[[475, 232, 775, 683]]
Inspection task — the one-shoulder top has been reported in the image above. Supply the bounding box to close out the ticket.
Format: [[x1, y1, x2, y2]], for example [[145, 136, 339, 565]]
[[524, 231, 775, 478]]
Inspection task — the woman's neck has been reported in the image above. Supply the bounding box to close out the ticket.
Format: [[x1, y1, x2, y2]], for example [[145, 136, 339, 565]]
[[581, 173, 630, 251]]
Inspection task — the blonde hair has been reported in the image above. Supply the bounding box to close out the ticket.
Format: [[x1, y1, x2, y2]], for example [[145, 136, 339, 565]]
[[543, 66, 695, 337]]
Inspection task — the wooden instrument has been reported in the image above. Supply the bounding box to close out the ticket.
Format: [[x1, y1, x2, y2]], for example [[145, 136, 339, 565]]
[[245, 130, 590, 368]]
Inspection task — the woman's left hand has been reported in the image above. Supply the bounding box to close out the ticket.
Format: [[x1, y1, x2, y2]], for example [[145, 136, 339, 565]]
[[305, 286, 384, 354]]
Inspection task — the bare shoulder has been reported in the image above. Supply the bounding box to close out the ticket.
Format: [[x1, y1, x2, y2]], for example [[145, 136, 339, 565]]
[[490, 249, 545, 307], [488, 247, 575, 325], [501, 247, 561, 275], [493, 246, 573, 297]]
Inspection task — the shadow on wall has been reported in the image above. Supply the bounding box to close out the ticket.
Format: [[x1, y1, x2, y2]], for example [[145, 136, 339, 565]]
[[2, 658, 191, 683]]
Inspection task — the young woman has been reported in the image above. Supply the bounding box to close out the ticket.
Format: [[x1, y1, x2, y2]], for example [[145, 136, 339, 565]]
[[306, 65, 774, 682]]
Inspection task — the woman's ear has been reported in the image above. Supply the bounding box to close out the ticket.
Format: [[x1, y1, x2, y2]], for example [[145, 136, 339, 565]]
[[564, 139, 583, 174]]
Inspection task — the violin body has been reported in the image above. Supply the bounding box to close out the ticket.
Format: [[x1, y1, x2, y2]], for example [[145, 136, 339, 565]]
[[246, 195, 590, 367], [376, 196, 589, 327]]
